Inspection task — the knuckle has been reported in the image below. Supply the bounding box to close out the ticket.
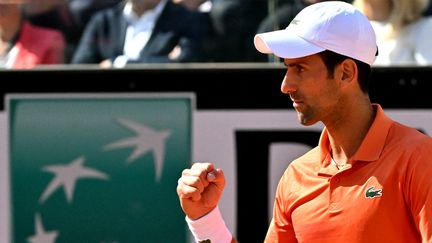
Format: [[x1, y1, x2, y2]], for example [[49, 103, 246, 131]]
[[181, 169, 191, 176]]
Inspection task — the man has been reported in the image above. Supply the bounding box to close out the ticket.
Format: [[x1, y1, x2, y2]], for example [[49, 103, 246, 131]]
[[176, 1, 432, 242], [71, 0, 208, 66]]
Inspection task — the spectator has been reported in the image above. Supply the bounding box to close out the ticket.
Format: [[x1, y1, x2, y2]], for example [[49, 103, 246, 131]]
[[354, 0, 432, 65], [172, 0, 221, 62], [0, 3, 65, 69], [68, 0, 122, 30], [206, 0, 267, 62], [23, 0, 121, 62], [71, 0, 208, 67]]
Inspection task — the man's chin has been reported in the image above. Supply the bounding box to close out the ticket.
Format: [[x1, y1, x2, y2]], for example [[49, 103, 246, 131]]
[[297, 114, 318, 126]]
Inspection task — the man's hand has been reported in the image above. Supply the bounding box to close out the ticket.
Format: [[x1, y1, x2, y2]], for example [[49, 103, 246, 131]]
[[177, 162, 226, 220]]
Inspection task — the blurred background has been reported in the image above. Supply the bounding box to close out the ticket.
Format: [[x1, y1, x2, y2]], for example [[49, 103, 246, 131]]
[[0, 0, 430, 67], [1, 0, 432, 242]]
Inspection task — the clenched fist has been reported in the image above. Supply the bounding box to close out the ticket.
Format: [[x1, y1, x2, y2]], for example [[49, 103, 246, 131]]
[[176, 162, 226, 220]]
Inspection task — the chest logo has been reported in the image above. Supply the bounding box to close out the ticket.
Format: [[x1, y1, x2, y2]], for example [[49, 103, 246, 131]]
[[365, 186, 383, 198]]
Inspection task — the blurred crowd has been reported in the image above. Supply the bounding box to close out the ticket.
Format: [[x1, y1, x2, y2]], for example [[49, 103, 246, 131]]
[[0, 0, 431, 68]]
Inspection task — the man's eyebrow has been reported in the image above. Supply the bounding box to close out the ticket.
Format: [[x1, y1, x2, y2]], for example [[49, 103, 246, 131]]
[[283, 61, 307, 67]]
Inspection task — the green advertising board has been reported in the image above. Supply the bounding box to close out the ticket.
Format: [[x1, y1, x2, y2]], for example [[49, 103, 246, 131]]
[[7, 94, 193, 242]]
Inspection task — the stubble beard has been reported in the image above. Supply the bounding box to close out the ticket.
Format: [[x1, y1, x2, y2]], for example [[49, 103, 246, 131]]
[[296, 107, 319, 126]]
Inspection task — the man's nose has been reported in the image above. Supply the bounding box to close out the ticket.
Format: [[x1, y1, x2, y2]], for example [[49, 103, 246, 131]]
[[281, 71, 297, 94]]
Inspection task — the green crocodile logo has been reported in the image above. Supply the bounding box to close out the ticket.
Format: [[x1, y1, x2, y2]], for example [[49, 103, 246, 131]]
[[365, 186, 383, 198]]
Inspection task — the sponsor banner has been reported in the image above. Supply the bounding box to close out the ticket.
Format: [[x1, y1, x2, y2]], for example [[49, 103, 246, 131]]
[[1, 102, 431, 242], [7, 94, 193, 243]]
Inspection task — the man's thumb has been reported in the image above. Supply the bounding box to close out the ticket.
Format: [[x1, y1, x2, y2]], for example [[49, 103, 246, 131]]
[[206, 168, 225, 186]]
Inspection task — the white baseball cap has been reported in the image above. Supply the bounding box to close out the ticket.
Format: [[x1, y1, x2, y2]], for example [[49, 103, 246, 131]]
[[254, 1, 377, 66]]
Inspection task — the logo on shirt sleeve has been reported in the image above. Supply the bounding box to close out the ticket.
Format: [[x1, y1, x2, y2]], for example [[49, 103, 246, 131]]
[[365, 186, 383, 198]]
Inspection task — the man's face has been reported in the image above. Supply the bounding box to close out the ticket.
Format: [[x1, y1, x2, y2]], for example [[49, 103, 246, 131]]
[[282, 54, 342, 126]]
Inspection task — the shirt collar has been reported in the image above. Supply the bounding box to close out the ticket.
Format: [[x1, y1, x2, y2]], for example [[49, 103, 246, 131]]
[[123, 0, 167, 24], [318, 104, 393, 165], [351, 104, 393, 162]]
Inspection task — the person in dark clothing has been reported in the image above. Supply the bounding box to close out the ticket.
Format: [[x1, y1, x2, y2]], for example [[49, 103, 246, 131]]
[[71, 0, 208, 66], [205, 0, 267, 62]]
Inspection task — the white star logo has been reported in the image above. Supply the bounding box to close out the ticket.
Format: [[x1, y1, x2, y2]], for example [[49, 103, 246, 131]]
[[39, 156, 109, 204], [27, 213, 59, 243], [104, 118, 171, 181]]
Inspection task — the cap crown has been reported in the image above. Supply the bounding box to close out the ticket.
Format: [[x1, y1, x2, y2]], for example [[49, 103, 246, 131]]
[[288, 1, 376, 65]]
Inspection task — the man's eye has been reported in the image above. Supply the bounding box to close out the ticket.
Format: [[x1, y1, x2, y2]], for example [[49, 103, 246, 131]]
[[285, 64, 305, 73]]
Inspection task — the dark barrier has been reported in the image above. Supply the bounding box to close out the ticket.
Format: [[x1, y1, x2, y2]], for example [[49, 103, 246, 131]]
[[1, 64, 432, 110]]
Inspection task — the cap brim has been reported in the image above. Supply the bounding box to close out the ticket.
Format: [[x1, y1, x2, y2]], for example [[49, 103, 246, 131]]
[[254, 30, 325, 59]]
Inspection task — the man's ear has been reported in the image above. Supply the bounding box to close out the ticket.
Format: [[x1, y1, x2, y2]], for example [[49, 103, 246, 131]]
[[338, 59, 357, 86]]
